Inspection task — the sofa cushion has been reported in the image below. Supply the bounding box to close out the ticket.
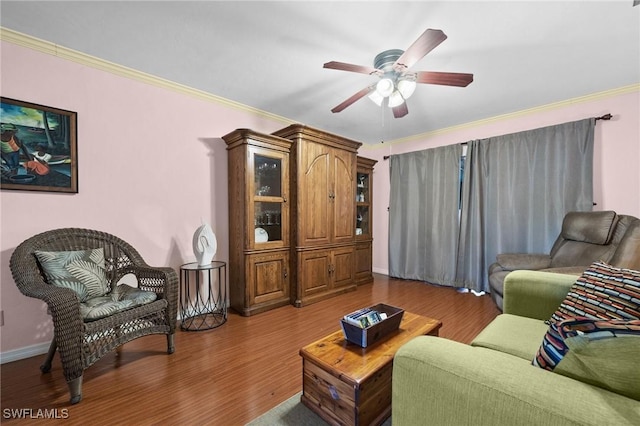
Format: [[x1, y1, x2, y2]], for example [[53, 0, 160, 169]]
[[394, 336, 640, 426], [533, 317, 640, 400], [80, 284, 157, 321], [549, 241, 617, 269], [35, 248, 109, 302], [608, 218, 640, 270], [549, 261, 640, 323], [495, 253, 552, 271], [560, 210, 616, 245], [471, 314, 550, 360]]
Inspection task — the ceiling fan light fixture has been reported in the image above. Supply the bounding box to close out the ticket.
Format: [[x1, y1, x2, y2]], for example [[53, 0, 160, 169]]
[[368, 90, 384, 106], [373, 49, 404, 71], [387, 90, 405, 108], [376, 78, 394, 97], [397, 78, 416, 99], [324, 29, 473, 117]]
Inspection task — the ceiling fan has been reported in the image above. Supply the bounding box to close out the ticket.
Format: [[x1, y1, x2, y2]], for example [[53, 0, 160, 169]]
[[324, 29, 473, 118]]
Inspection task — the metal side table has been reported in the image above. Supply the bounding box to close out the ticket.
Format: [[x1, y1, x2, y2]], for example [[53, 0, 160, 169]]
[[179, 261, 228, 331]]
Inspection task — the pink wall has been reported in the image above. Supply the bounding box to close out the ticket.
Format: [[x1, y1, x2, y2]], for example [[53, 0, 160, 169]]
[[2, 39, 638, 356], [0, 41, 287, 354], [359, 90, 640, 275]]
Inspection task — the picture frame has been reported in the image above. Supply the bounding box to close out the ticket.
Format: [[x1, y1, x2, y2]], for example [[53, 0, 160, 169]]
[[1, 97, 78, 193]]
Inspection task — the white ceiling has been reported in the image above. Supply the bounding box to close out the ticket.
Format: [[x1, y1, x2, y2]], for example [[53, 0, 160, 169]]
[[1, 1, 639, 144]]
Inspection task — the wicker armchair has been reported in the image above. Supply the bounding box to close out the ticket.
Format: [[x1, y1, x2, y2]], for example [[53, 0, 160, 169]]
[[9, 228, 178, 404]]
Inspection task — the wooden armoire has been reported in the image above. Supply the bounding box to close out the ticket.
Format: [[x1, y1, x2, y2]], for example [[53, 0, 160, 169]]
[[273, 125, 361, 307], [224, 124, 371, 315]]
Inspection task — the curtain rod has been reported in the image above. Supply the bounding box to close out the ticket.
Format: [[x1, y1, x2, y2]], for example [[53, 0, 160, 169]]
[[382, 113, 612, 160], [595, 113, 612, 121]]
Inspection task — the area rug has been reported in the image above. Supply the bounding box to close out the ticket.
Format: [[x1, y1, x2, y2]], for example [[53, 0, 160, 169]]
[[246, 392, 391, 425]]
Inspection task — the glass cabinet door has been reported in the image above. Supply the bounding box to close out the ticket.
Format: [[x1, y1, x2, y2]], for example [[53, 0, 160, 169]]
[[250, 148, 288, 247], [355, 157, 377, 240], [356, 171, 370, 237]]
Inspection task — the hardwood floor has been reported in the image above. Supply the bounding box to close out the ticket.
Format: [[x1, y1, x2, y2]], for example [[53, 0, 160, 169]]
[[1, 274, 499, 425]]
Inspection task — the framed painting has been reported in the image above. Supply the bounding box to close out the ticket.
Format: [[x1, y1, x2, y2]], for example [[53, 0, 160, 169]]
[[1, 97, 78, 193]]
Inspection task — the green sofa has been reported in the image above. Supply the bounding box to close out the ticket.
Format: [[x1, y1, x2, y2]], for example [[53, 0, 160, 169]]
[[392, 270, 640, 426]]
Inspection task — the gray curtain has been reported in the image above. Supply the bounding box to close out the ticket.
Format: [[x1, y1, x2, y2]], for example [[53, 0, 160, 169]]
[[389, 144, 463, 285], [456, 118, 595, 291]]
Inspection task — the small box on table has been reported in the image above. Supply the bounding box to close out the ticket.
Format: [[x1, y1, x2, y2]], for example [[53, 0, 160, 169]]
[[340, 303, 404, 348]]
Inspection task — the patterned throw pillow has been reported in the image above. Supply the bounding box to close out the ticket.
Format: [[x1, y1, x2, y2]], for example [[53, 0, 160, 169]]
[[533, 317, 640, 399], [35, 248, 109, 302], [533, 317, 640, 370], [549, 261, 640, 324]]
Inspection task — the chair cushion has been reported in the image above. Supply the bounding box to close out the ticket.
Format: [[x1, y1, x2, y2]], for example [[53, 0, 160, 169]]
[[35, 248, 109, 302], [549, 261, 640, 323], [532, 317, 640, 400], [80, 284, 157, 321]]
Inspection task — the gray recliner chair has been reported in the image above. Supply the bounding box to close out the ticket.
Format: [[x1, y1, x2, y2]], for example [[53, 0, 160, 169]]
[[488, 210, 640, 311]]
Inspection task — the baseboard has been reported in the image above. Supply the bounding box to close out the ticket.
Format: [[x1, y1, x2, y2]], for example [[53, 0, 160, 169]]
[[373, 267, 389, 276], [0, 341, 49, 364], [0, 299, 232, 364]]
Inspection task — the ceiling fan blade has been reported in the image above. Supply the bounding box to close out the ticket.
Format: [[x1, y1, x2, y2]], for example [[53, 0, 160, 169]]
[[394, 29, 448, 71], [415, 71, 474, 87], [331, 85, 375, 113], [392, 102, 409, 118], [323, 61, 380, 75]]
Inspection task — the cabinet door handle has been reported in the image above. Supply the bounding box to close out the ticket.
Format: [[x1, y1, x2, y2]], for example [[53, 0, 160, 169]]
[[283, 194, 287, 202], [284, 268, 288, 278]]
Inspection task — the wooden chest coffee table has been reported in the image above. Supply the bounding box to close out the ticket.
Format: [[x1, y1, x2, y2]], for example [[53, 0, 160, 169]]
[[299, 311, 442, 425]]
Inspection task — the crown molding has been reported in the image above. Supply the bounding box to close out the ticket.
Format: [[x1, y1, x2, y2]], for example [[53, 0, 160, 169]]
[[0, 27, 293, 125], [3, 27, 636, 147], [365, 83, 640, 149]]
